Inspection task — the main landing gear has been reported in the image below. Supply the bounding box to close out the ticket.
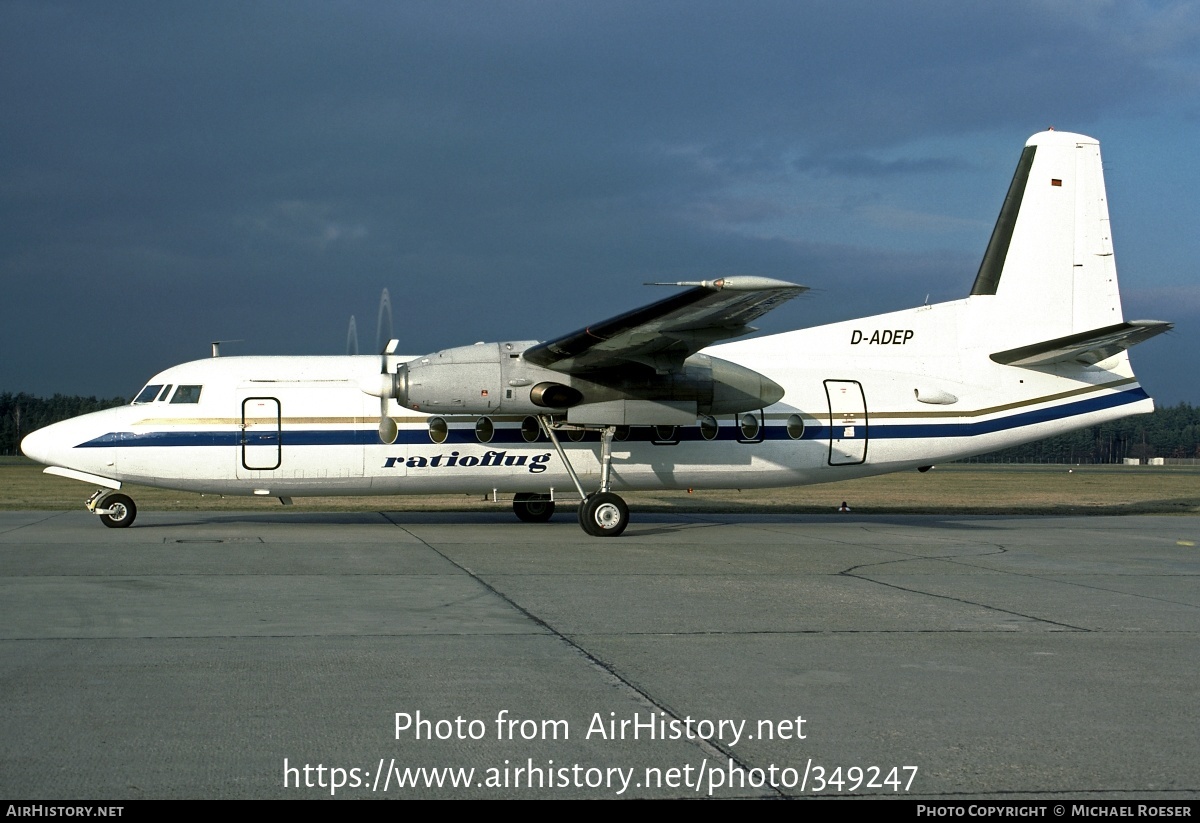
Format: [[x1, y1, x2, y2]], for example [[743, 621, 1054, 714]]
[[86, 489, 138, 528], [577, 491, 629, 537], [537, 416, 630, 537], [512, 492, 555, 522]]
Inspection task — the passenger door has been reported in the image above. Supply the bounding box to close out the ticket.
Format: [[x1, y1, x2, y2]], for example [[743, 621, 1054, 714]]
[[239, 396, 281, 472], [824, 380, 868, 465]]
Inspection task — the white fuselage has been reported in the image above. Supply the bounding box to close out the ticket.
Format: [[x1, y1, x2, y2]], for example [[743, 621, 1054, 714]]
[[21, 293, 1153, 500]]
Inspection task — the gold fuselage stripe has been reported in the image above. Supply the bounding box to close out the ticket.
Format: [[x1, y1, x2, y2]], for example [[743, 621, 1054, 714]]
[[132, 377, 1139, 428]]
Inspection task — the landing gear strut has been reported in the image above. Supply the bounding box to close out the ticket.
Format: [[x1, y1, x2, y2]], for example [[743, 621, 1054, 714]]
[[538, 416, 630, 537]]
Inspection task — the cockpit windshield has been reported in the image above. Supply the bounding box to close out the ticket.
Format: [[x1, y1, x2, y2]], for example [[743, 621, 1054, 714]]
[[133, 383, 204, 404], [132, 384, 162, 404]]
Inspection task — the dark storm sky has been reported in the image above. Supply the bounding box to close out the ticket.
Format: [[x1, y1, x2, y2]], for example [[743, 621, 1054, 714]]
[[2, 1, 1197, 402]]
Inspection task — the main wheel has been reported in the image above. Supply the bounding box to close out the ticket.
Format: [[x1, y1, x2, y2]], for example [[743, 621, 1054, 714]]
[[513, 493, 555, 523], [99, 494, 137, 528], [577, 492, 629, 537]]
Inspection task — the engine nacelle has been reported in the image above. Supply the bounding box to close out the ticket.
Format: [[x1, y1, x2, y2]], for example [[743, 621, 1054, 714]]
[[369, 341, 785, 420], [391, 343, 509, 413]]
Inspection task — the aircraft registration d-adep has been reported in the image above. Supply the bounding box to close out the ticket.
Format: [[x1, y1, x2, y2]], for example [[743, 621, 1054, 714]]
[[22, 131, 1171, 535]]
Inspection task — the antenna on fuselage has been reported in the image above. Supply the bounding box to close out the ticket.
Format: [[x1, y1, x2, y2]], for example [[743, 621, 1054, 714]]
[[210, 340, 243, 357]]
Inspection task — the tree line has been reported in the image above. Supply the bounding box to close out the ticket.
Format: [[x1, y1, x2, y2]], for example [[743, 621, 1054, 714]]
[[966, 402, 1200, 463], [2, 391, 1198, 462], [1, 393, 128, 456]]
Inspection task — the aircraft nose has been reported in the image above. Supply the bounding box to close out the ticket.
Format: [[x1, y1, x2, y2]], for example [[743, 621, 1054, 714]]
[[21, 423, 64, 466]]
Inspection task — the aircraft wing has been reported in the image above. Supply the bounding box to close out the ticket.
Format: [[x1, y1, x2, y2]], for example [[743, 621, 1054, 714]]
[[523, 276, 806, 373]]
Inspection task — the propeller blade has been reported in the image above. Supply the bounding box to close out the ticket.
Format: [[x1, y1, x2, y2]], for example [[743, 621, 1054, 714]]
[[378, 339, 402, 445]]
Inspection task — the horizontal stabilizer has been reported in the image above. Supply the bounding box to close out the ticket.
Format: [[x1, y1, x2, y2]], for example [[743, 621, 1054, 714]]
[[990, 320, 1172, 367]]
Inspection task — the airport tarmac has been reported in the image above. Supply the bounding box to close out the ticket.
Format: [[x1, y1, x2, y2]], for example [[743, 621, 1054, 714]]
[[0, 509, 1197, 800]]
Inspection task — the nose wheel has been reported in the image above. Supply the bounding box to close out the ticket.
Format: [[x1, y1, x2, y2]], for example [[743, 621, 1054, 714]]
[[91, 492, 137, 528]]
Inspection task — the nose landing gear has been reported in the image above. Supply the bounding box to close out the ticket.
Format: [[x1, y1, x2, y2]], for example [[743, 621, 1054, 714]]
[[86, 490, 138, 528]]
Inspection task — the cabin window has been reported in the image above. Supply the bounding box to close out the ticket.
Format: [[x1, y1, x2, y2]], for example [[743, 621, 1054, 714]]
[[475, 417, 494, 443], [786, 414, 805, 440], [739, 413, 760, 440], [614, 426, 630, 442], [170, 385, 203, 404], [428, 417, 448, 444], [133, 384, 163, 404], [699, 415, 719, 441], [521, 416, 541, 443], [568, 428, 586, 442]]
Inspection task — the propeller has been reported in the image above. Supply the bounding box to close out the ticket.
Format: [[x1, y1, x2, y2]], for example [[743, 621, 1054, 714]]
[[377, 339, 401, 444]]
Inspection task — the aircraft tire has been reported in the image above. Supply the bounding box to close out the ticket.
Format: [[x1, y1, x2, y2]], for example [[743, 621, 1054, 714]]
[[513, 493, 555, 523], [578, 492, 628, 537], [98, 494, 137, 529]]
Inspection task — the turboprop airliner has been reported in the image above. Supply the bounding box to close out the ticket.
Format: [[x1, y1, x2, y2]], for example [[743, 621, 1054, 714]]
[[21, 131, 1171, 536]]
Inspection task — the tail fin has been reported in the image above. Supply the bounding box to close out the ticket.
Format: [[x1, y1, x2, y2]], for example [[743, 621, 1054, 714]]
[[972, 130, 1123, 336], [971, 130, 1169, 361]]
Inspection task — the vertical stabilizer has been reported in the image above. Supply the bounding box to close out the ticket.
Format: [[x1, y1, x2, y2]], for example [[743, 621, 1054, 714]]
[[970, 131, 1124, 339]]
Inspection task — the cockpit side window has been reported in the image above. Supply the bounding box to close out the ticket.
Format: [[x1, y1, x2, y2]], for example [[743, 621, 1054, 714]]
[[133, 384, 163, 404], [169, 385, 203, 404], [156, 384, 174, 402]]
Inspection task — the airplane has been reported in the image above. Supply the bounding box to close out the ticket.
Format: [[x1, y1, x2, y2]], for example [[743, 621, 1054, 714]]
[[20, 130, 1172, 536]]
